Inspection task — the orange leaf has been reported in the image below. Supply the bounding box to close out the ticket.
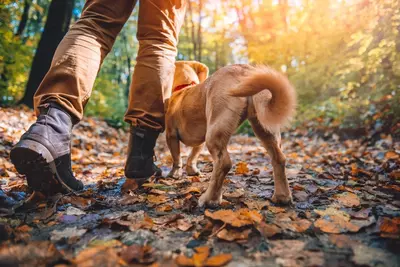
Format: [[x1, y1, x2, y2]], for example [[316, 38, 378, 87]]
[[216, 228, 251, 242], [147, 195, 169, 205], [204, 254, 232, 267], [193, 247, 210, 267], [205, 209, 262, 227], [176, 255, 194, 267], [334, 192, 360, 208], [385, 151, 399, 160], [235, 162, 249, 175]]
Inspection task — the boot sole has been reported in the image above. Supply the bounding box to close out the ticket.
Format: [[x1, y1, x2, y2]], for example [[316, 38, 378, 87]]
[[10, 140, 79, 195]]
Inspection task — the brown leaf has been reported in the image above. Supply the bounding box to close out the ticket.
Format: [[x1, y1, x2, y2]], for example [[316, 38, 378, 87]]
[[119, 244, 155, 264], [329, 234, 353, 248], [121, 179, 139, 193], [256, 221, 282, 237], [156, 204, 173, 212], [223, 189, 244, 199], [0, 241, 63, 266], [216, 228, 251, 242], [205, 208, 262, 227], [268, 206, 286, 213], [147, 194, 169, 205], [177, 219, 193, 231], [334, 192, 360, 208], [74, 246, 123, 266], [379, 217, 400, 238], [118, 194, 145, 205], [242, 199, 270, 210]]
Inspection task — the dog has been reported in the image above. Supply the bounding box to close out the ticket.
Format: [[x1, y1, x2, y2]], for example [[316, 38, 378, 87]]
[[166, 61, 296, 207]]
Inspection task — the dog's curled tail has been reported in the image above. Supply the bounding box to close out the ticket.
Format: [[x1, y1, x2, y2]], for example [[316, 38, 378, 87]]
[[229, 66, 296, 129]]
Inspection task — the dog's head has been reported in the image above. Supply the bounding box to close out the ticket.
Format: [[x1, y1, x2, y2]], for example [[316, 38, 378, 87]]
[[173, 61, 209, 92]]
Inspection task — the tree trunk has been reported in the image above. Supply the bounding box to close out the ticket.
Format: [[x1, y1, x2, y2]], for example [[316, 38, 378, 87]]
[[19, 0, 75, 108], [15, 0, 31, 37], [188, 0, 197, 60], [197, 0, 203, 61]]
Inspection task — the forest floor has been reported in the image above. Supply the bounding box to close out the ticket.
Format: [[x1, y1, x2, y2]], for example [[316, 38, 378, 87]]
[[0, 107, 399, 267]]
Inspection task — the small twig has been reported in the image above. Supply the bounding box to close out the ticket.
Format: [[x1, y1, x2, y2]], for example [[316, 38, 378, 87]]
[[209, 223, 226, 238]]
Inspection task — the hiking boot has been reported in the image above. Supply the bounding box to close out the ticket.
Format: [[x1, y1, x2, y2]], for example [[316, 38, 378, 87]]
[[125, 126, 162, 184], [10, 103, 83, 195]]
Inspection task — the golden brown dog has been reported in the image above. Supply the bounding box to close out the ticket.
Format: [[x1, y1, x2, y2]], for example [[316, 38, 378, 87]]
[[166, 61, 296, 207]]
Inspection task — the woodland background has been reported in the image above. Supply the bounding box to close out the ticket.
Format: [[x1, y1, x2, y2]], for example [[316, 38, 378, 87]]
[[0, 0, 399, 134]]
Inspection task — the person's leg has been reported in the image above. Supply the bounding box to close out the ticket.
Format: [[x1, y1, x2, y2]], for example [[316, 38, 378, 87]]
[[34, 0, 137, 121], [124, 0, 186, 180], [11, 0, 136, 194]]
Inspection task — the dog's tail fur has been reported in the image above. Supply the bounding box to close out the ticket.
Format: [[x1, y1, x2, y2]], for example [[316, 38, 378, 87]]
[[229, 66, 296, 129]]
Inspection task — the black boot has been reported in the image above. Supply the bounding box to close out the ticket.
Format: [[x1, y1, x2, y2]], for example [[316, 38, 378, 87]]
[[125, 126, 162, 182], [10, 103, 83, 195]]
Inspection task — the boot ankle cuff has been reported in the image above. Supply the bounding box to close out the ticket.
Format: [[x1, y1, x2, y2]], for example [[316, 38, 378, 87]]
[[38, 102, 78, 125]]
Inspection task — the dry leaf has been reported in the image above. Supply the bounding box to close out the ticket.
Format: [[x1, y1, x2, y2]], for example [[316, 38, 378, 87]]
[[216, 228, 251, 241], [119, 244, 155, 264], [268, 206, 286, 213], [121, 179, 139, 193], [177, 219, 193, 231], [205, 208, 262, 227], [204, 254, 232, 267], [147, 194, 169, 205], [235, 162, 249, 175], [242, 199, 270, 210], [256, 221, 282, 237], [334, 192, 360, 207]]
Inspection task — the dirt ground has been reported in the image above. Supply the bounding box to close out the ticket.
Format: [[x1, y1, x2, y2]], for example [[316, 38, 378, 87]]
[[0, 107, 399, 267]]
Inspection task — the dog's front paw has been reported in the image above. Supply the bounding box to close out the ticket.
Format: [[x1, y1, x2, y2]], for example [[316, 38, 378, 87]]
[[186, 165, 201, 176], [167, 167, 182, 179], [198, 191, 223, 208], [271, 192, 293, 205]]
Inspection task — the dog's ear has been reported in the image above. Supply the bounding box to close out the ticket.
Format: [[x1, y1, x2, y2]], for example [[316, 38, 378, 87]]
[[188, 61, 209, 83]]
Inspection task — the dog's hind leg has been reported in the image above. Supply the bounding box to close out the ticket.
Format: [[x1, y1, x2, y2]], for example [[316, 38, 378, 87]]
[[186, 144, 204, 176], [249, 119, 292, 205], [199, 124, 236, 207], [167, 131, 182, 179]]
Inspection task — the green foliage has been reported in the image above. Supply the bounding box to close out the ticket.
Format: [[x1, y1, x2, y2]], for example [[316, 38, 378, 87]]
[[0, 0, 398, 134]]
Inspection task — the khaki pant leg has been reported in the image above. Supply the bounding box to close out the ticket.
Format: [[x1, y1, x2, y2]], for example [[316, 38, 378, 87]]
[[124, 0, 187, 131], [34, 0, 137, 122]]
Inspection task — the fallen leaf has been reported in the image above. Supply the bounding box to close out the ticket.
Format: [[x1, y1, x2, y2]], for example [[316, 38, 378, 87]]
[[216, 228, 251, 241], [378, 217, 400, 238], [74, 246, 123, 266], [147, 195, 169, 205], [268, 206, 286, 213], [385, 151, 399, 160], [242, 199, 270, 210], [119, 244, 155, 264], [0, 241, 63, 266], [334, 192, 360, 207], [256, 221, 282, 237], [65, 206, 86, 216], [235, 162, 249, 175], [204, 254, 232, 267], [205, 209, 262, 227], [177, 219, 193, 231], [50, 227, 87, 242], [121, 179, 139, 193], [62, 196, 95, 210]]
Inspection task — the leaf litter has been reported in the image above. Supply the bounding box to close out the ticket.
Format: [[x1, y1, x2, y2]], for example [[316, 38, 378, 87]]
[[0, 107, 399, 266]]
